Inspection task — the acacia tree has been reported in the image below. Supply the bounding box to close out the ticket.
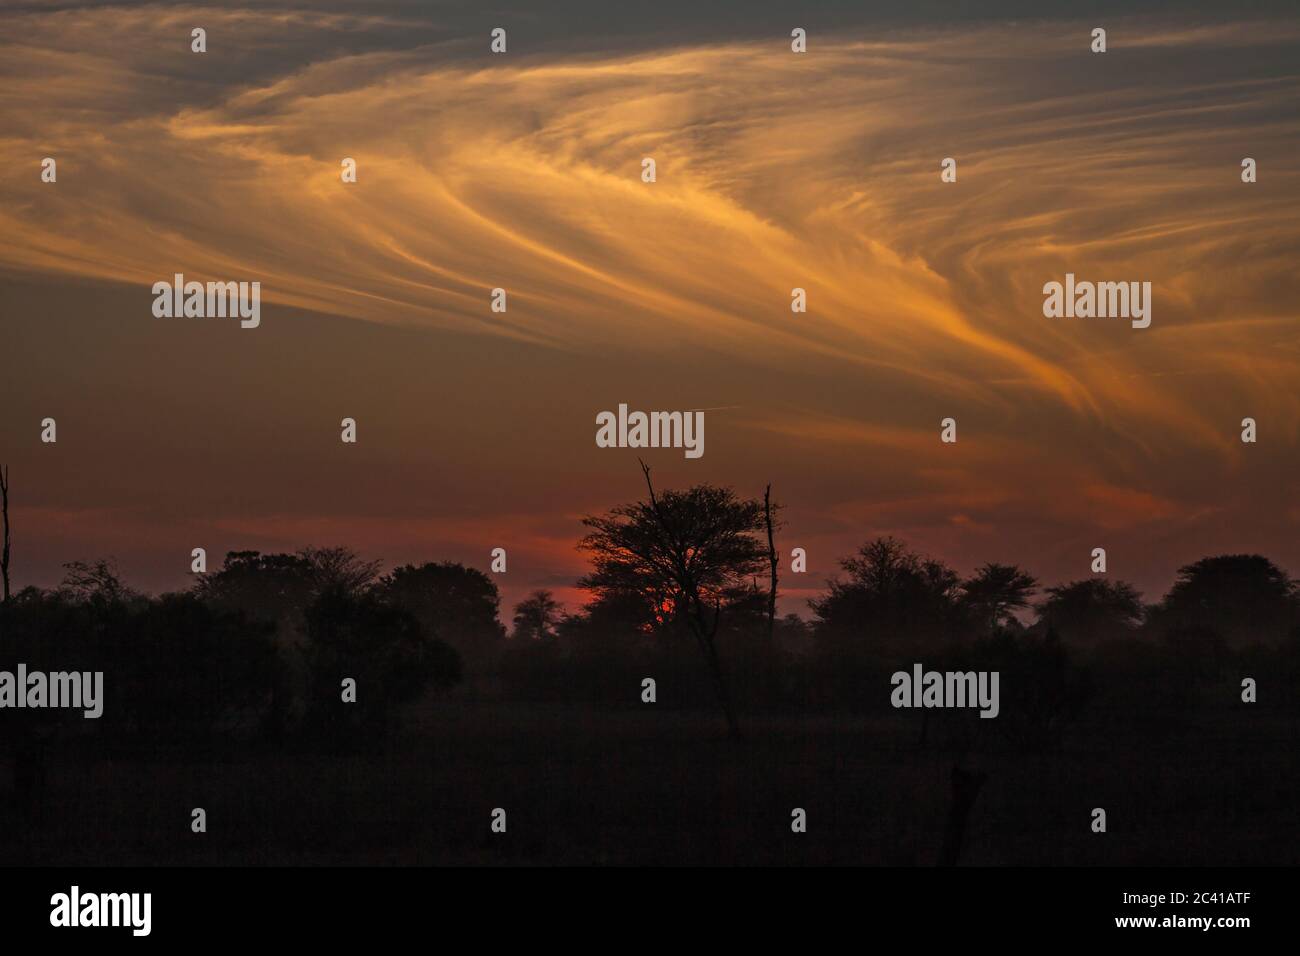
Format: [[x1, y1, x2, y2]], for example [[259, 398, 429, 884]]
[[961, 563, 1038, 635], [811, 536, 964, 651], [1153, 554, 1297, 646], [578, 462, 770, 738], [512, 590, 563, 641], [1036, 579, 1143, 646]]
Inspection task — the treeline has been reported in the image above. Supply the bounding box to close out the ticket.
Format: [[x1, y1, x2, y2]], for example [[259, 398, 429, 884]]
[[2, 483, 1299, 751], [505, 536, 1300, 732], [0, 550, 475, 752]]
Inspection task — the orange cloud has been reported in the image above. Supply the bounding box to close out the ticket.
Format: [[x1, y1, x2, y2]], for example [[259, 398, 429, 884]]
[[2, 7, 1297, 606]]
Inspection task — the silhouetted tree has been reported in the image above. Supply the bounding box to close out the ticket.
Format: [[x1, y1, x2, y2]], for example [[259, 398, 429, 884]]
[[811, 536, 964, 651], [193, 548, 385, 741], [763, 484, 779, 695], [559, 590, 661, 652], [1, 580, 280, 791], [302, 587, 462, 746], [112, 593, 278, 747], [375, 562, 506, 682], [961, 563, 1037, 635], [578, 463, 769, 738], [528, 591, 662, 704], [300, 545, 382, 595], [1151, 554, 1297, 646], [58, 558, 137, 605], [194, 550, 325, 623], [512, 589, 563, 641], [500, 591, 567, 699], [1035, 578, 1143, 647]]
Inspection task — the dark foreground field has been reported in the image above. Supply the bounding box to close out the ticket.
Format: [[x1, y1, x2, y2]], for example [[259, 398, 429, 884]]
[[2, 698, 1294, 866]]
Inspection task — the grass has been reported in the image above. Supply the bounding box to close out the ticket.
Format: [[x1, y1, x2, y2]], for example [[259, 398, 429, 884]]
[[2, 699, 1295, 865]]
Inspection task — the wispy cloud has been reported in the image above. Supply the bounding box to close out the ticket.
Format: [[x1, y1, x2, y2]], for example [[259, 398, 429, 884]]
[[2, 5, 1297, 605]]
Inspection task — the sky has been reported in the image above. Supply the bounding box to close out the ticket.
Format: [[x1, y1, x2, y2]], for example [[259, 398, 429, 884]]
[[1, 1, 1298, 618]]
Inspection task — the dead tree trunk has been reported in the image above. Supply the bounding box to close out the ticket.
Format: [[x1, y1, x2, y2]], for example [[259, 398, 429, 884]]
[[1, 464, 10, 603], [763, 484, 778, 702], [938, 764, 988, 866]]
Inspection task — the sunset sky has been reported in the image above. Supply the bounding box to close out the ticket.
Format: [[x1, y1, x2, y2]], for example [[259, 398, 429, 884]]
[[2, 1, 1298, 617]]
